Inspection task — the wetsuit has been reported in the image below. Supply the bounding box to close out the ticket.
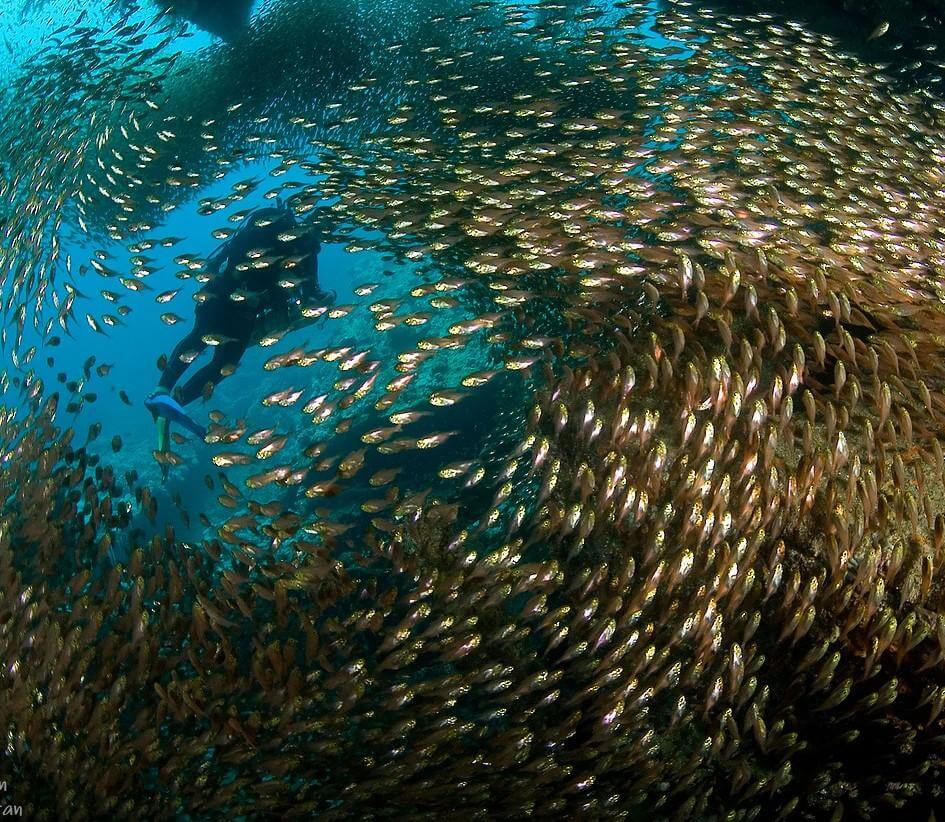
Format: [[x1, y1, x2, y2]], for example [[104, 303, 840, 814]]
[[159, 206, 327, 405]]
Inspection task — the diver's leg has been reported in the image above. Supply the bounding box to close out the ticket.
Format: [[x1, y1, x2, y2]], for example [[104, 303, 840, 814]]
[[176, 338, 248, 405], [159, 326, 206, 393]]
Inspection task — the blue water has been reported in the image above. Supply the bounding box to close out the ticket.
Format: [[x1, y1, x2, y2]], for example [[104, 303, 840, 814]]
[[0, 0, 685, 527]]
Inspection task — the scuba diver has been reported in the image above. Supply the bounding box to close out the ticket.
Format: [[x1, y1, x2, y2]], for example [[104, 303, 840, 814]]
[[145, 202, 334, 467]]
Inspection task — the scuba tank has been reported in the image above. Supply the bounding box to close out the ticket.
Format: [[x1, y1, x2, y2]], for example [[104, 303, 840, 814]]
[[207, 200, 323, 338]]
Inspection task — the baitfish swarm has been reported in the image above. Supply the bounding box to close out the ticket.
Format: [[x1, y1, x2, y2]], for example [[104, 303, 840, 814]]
[[4, 0, 945, 817], [18, 0, 257, 41]]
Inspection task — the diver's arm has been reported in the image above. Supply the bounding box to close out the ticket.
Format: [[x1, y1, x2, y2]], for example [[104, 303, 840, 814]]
[[281, 289, 336, 335], [256, 301, 292, 339], [282, 247, 332, 333]]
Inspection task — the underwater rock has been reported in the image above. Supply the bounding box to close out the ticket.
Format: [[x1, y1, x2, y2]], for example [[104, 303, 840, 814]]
[[163, 0, 257, 41]]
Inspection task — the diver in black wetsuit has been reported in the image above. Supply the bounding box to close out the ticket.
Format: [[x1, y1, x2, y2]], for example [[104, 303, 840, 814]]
[[155, 203, 334, 406]]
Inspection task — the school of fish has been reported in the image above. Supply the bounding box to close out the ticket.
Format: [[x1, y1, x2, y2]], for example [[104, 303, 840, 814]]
[[3, 0, 945, 817]]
